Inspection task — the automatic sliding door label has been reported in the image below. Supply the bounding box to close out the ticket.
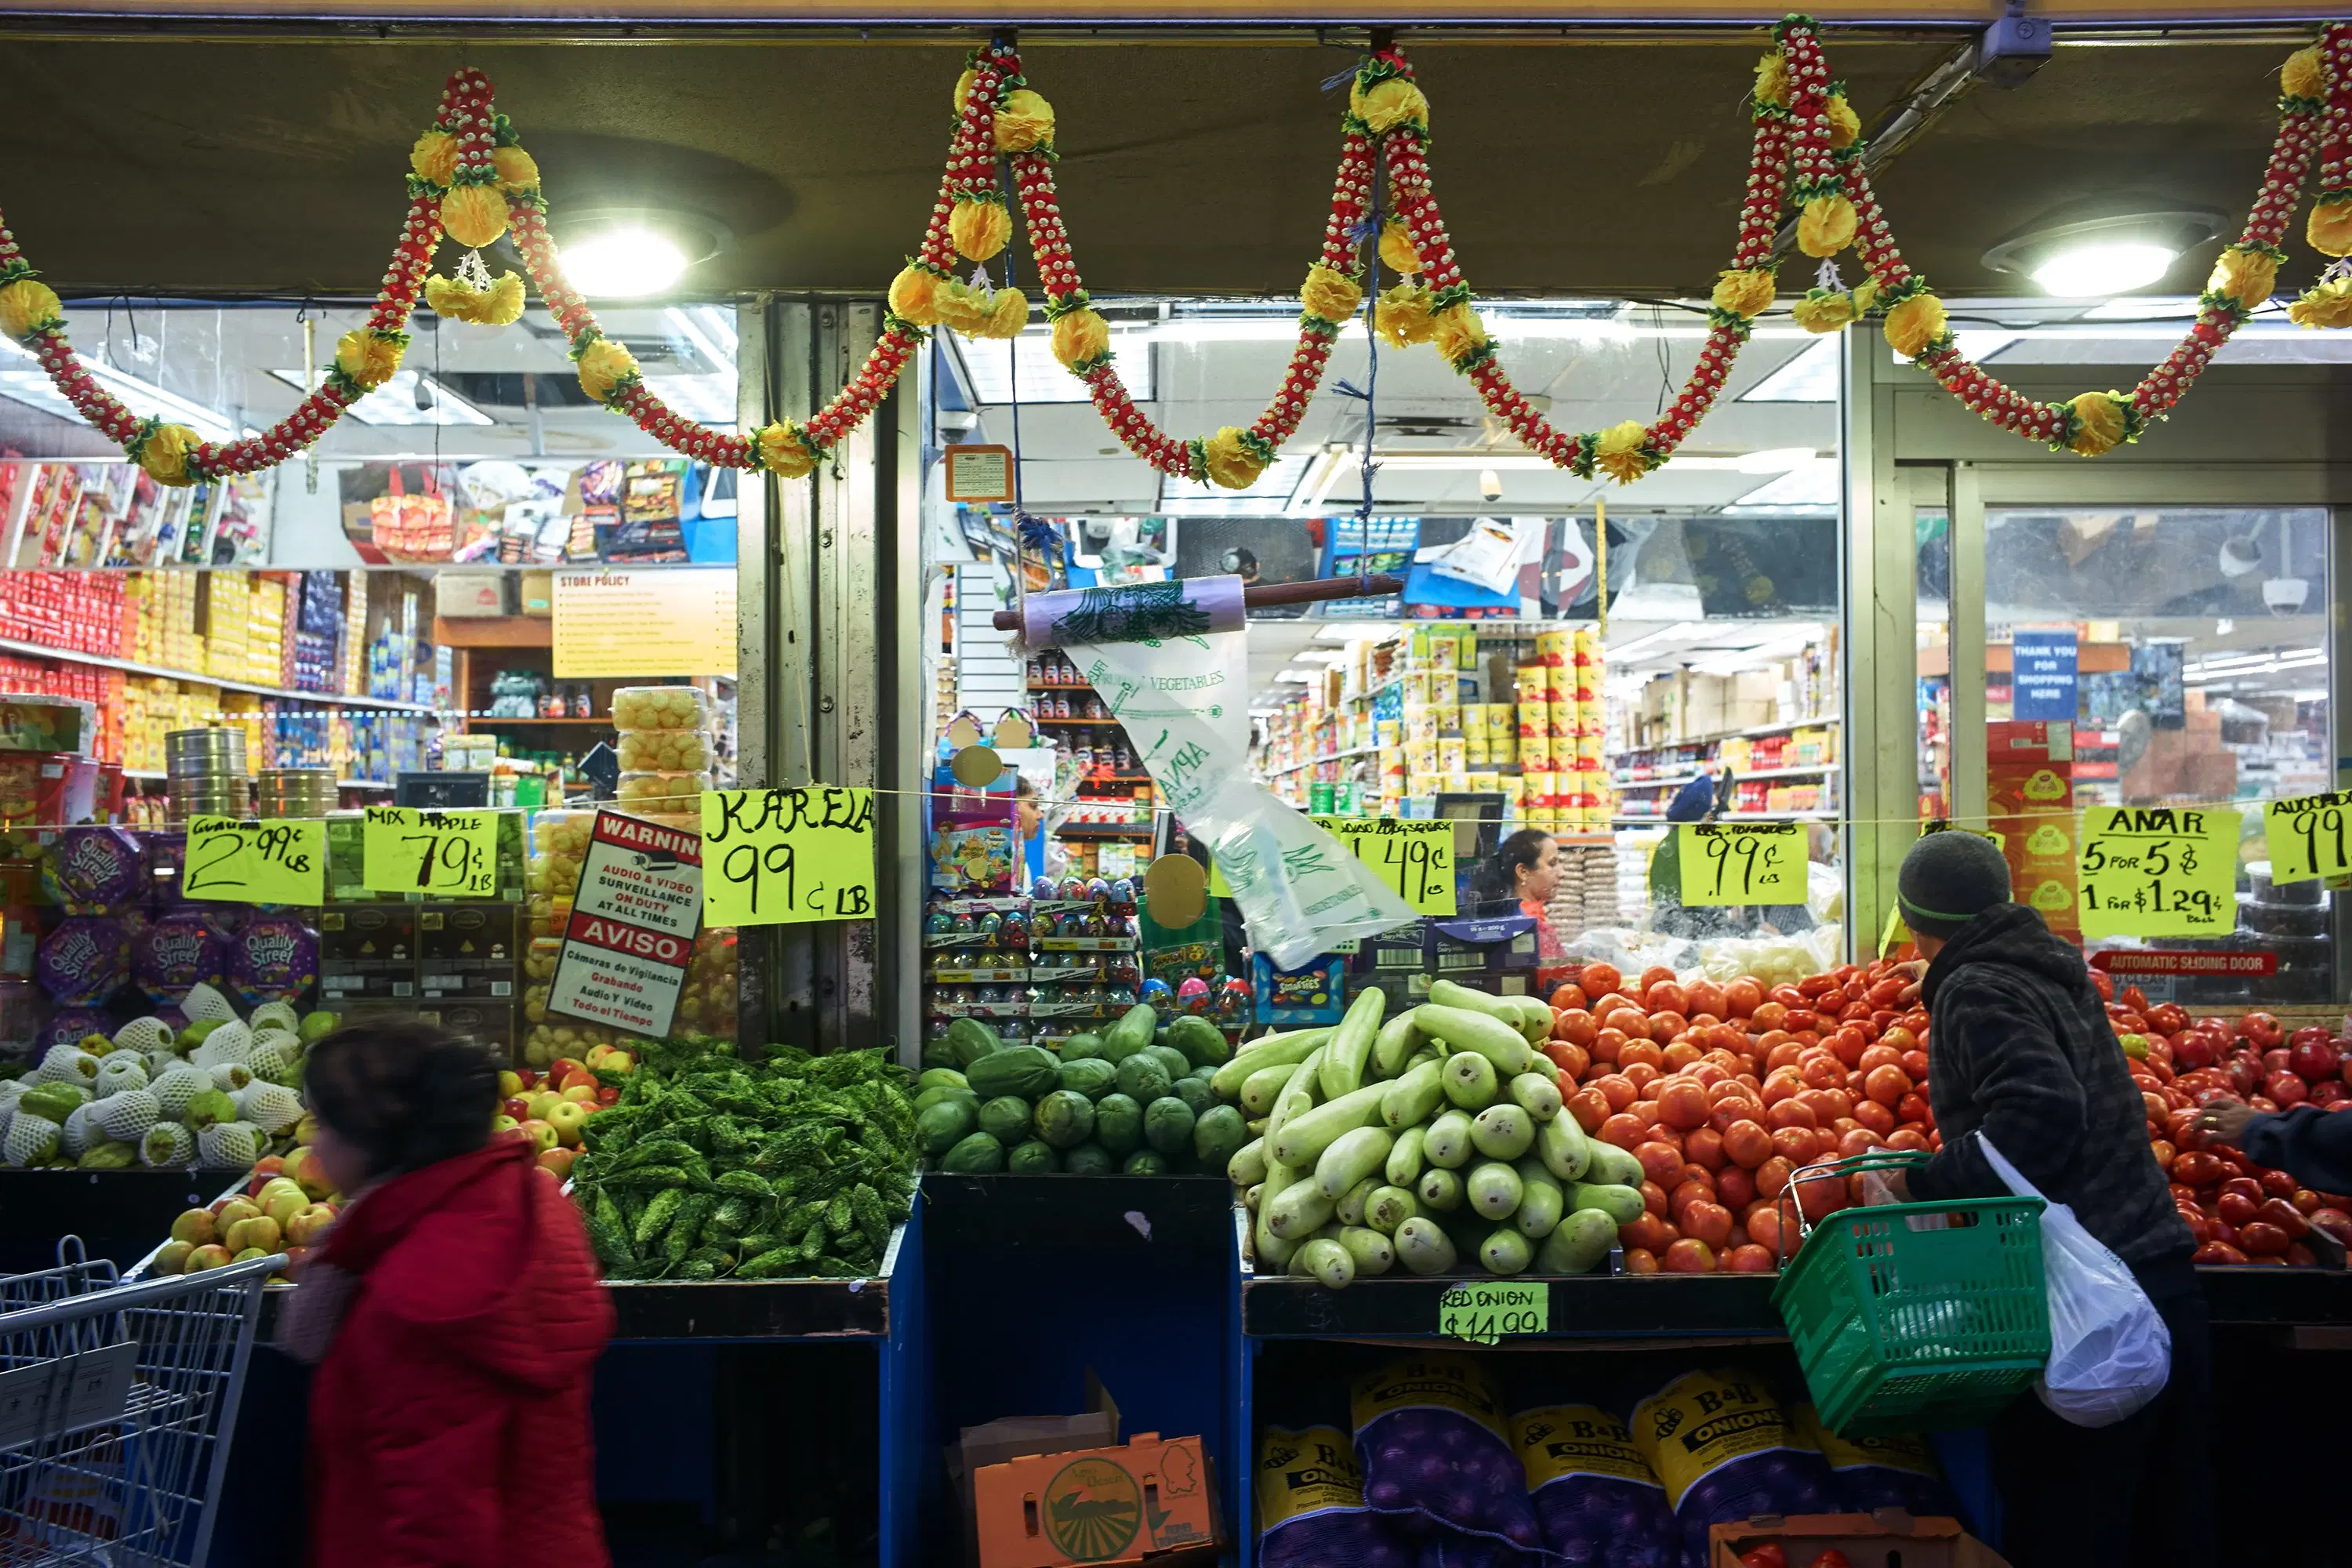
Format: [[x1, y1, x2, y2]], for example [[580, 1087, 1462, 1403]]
[[183, 816, 325, 906], [1676, 822, 1803, 906], [552, 569, 739, 680], [1310, 817, 1457, 915], [700, 787, 878, 927], [2262, 789, 2352, 884], [546, 811, 705, 1036], [361, 808, 499, 896], [2078, 806, 2240, 938]]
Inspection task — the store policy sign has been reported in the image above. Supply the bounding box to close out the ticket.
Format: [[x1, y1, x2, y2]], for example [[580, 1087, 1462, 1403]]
[[547, 810, 704, 1036]]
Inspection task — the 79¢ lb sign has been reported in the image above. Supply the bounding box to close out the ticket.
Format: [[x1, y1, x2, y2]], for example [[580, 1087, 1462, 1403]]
[[699, 787, 878, 927]]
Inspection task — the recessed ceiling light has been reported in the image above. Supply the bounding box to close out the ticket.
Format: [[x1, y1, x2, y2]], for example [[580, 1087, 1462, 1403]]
[[1981, 209, 2224, 299], [554, 209, 730, 299]]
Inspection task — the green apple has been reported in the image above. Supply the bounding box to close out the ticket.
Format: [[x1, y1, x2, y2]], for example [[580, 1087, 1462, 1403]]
[[169, 1208, 218, 1247], [185, 1244, 232, 1272], [223, 1215, 281, 1254], [517, 1118, 559, 1154], [153, 1240, 195, 1275], [545, 1102, 589, 1148], [285, 1203, 336, 1247]]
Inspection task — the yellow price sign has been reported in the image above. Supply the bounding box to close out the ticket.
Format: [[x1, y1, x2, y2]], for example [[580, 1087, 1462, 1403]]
[[2079, 805, 2239, 938], [700, 786, 877, 927], [1311, 817, 1457, 916], [1437, 1281, 1548, 1345], [2263, 790, 2352, 885], [361, 807, 499, 897], [183, 816, 325, 906], [1677, 822, 1805, 906]]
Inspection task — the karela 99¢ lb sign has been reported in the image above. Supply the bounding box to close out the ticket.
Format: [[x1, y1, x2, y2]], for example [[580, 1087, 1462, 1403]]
[[2078, 805, 2241, 938], [183, 816, 325, 906], [1676, 822, 1804, 906], [361, 807, 499, 896], [699, 786, 877, 927]]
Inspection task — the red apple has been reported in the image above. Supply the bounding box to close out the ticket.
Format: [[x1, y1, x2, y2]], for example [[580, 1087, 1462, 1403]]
[[503, 1096, 531, 1121], [517, 1118, 559, 1154], [537, 1147, 578, 1179]]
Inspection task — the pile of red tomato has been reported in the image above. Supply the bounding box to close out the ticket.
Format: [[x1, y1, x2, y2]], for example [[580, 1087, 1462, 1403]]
[[1536, 954, 2352, 1273], [1540, 956, 1936, 1276], [2097, 975, 2352, 1266]]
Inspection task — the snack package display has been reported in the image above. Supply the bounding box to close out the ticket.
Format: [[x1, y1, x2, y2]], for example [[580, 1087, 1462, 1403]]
[[37, 916, 132, 1006], [1258, 1425, 1413, 1568], [230, 914, 321, 1008], [41, 826, 148, 913], [1629, 1370, 1836, 1567], [1511, 1404, 1678, 1567], [1793, 1408, 1962, 1523], [1351, 1355, 1544, 1554], [617, 728, 714, 772], [131, 910, 227, 1004]]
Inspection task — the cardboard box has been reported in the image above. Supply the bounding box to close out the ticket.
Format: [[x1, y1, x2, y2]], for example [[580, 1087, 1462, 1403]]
[[1708, 1510, 2010, 1568], [436, 572, 510, 618], [956, 1376, 1220, 1568], [518, 569, 555, 617], [320, 905, 418, 1003], [418, 902, 520, 1000]]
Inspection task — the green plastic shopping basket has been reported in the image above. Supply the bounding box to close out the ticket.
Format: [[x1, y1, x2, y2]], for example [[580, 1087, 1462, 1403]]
[[1770, 1150, 2052, 1437]]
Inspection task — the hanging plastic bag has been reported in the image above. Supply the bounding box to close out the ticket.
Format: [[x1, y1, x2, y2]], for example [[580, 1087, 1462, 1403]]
[[1976, 1133, 2171, 1427]]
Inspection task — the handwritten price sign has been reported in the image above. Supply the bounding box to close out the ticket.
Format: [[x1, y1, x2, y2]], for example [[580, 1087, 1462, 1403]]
[[183, 816, 325, 906], [1310, 817, 1457, 916], [700, 786, 877, 927], [1677, 822, 1804, 906], [361, 807, 499, 897], [2263, 790, 2352, 885], [2079, 805, 2240, 938], [1437, 1281, 1549, 1345]]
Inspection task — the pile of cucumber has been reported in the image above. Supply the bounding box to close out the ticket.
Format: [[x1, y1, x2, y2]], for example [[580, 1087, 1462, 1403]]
[[1222, 978, 1646, 1289]]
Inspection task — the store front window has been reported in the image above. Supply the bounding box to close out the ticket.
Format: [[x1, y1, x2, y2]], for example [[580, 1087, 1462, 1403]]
[[1, 298, 746, 1065]]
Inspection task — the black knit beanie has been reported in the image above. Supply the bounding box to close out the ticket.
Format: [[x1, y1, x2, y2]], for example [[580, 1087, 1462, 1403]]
[[1897, 830, 2014, 938]]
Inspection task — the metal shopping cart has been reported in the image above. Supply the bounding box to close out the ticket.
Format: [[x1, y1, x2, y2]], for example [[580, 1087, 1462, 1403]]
[[0, 1239, 281, 1567]]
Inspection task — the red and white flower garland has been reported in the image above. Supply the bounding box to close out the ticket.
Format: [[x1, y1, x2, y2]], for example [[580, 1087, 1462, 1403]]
[[0, 16, 2347, 489]]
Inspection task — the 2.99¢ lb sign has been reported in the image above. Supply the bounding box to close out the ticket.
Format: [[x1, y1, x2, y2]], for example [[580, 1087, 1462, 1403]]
[[1675, 822, 1804, 906], [700, 787, 878, 927], [183, 816, 326, 906]]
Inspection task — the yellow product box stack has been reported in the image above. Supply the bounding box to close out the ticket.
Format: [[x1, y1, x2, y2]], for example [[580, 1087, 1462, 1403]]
[[1570, 627, 1609, 829], [205, 575, 250, 682], [1788, 726, 1836, 767], [341, 579, 368, 696], [245, 572, 289, 688], [216, 691, 269, 771]]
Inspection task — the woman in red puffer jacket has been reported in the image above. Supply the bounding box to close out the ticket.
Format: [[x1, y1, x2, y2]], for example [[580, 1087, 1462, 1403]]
[[281, 1015, 614, 1568]]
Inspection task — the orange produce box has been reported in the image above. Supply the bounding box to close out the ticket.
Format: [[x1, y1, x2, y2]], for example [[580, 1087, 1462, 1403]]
[[973, 1433, 1221, 1568], [1708, 1509, 2011, 1568]]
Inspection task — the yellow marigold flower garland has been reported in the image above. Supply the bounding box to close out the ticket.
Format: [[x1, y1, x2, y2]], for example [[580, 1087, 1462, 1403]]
[[757, 421, 818, 478], [994, 89, 1056, 154], [1200, 426, 1270, 490], [409, 129, 459, 187], [128, 419, 198, 487], [575, 336, 641, 404], [2309, 194, 2352, 259], [889, 263, 945, 327], [1374, 283, 1437, 347], [1796, 192, 1857, 258], [493, 147, 541, 194], [1051, 306, 1111, 370], [1301, 263, 1365, 325], [1379, 220, 1421, 275], [2060, 390, 2135, 458], [2206, 243, 2281, 307], [441, 182, 509, 250], [2289, 274, 2352, 328], [1429, 300, 1487, 368], [333, 328, 405, 390], [1592, 420, 1654, 485], [0, 278, 63, 341], [1882, 292, 1948, 359], [1710, 267, 1777, 320], [949, 196, 1011, 263]]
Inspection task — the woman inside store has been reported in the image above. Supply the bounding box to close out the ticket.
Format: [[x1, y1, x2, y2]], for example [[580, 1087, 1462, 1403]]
[[282, 1015, 613, 1568], [1472, 827, 1568, 975]]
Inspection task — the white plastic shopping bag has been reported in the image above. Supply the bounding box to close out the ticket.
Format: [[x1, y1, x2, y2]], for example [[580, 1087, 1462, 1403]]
[[1977, 1134, 2171, 1427]]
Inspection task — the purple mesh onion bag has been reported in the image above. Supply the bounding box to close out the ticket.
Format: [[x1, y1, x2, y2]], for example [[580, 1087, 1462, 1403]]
[[1351, 1355, 1544, 1555], [1257, 1424, 1417, 1568], [1511, 1405, 1678, 1568], [1630, 1371, 1835, 1568]]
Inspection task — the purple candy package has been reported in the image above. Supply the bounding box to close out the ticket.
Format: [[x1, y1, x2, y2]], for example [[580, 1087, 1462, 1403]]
[[132, 911, 229, 1005], [1794, 1408, 1961, 1523], [1630, 1370, 1836, 1568], [1512, 1405, 1678, 1568], [40, 826, 147, 913], [1351, 1355, 1544, 1555], [35, 916, 131, 1006], [230, 913, 318, 1007], [1258, 1424, 1414, 1568], [38, 1007, 118, 1054]]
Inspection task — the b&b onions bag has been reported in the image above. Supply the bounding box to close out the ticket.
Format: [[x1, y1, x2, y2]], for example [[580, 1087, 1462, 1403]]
[[1351, 1354, 1545, 1554], [1792, 1407, 1962, 1521], [1628, 1370, 1836, 1566], [1258, 1424, 1414, 1568], [1510, 1403, 1679, 1566]]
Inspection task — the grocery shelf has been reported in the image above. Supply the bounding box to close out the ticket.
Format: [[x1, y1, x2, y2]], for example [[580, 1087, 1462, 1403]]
[[0, 637, 441, 715], [1614, 763, 1837, 789], [1613, 810, 1837, 823], [1265, 745, 1381, 777], [1031, 715, 1120, 728], [461, 715, 612, 725], [1619, 713, 1841, 753], [120, 770, 395, 789], [603, 1221, 908, 1341], [1054, 823, 1154, 840]]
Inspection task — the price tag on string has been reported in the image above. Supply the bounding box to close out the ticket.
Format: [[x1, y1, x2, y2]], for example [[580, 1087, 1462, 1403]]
[[182, 815, 325, 906], [2262, 790, 2352, 885], [1311, 817, 1457, 916], [1676, 822, 1804, 906], [2079, 805, 2240, 938], [700, 786, 877, 927], [361, 807, 499, 897], [1437, 1281, 1548, 1345]]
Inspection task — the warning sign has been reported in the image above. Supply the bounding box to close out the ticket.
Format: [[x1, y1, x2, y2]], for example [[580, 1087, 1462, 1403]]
[[546, 810, 705, 1037]]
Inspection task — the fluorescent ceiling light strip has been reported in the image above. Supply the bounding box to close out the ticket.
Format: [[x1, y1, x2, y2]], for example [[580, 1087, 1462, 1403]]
[[664, 307, 737, 377], [1605, 621, 1704, 659], [4, 334, 245, 441]]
